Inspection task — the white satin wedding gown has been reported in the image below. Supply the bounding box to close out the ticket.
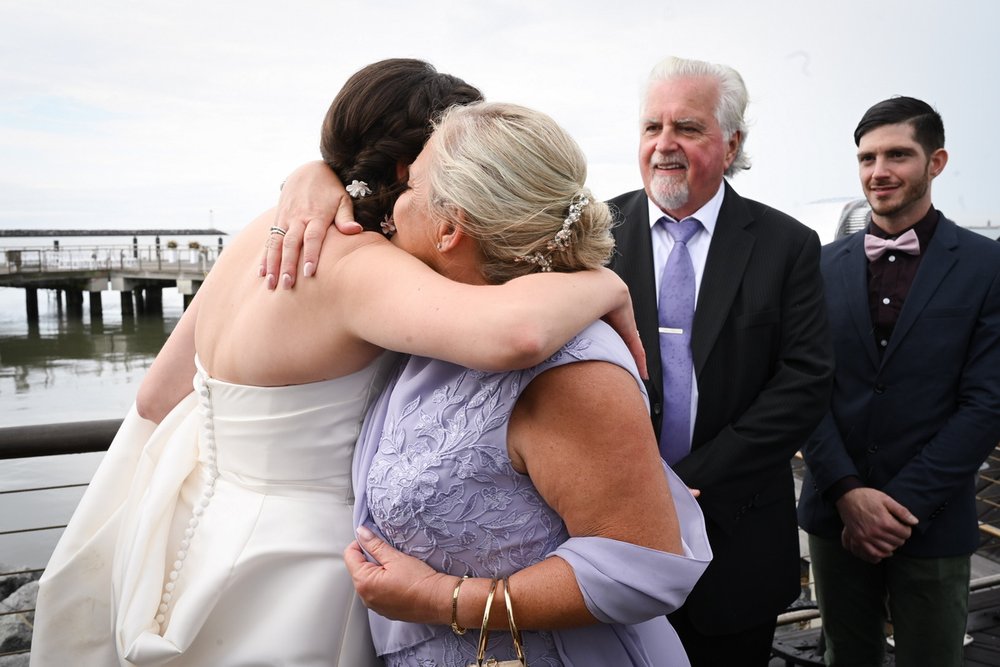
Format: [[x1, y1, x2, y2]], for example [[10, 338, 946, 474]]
[[31, 355, 392, 667]]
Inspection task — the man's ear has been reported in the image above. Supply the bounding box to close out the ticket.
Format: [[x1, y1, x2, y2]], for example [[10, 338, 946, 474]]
[[724, 130, 742, 170], [929, 148, 948, 179]]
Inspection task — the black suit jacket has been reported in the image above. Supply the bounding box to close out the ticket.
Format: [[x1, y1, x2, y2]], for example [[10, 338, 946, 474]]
[[608, 184, 833, 634], [798, 216, 1000, 557]]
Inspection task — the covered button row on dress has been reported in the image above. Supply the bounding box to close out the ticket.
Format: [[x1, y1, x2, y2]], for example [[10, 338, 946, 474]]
[[153, 374, 220, 632]]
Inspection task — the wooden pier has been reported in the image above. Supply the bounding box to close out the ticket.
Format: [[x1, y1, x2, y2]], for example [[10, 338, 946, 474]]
[[1, 240, 221, 322]]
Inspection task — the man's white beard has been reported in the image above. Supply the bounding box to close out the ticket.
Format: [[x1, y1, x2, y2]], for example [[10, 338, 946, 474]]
[[650, 174, 689, 214]]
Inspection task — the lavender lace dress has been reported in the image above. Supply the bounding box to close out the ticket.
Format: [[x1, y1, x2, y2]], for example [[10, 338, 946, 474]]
[[353, 321, 712, 667]]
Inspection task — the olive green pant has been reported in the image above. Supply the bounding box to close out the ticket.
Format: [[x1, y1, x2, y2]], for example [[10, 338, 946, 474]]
[[808, 534, 970, 667]]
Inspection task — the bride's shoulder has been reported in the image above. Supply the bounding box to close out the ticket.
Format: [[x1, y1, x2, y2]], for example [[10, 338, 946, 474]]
[[325, 231, 400, 269]]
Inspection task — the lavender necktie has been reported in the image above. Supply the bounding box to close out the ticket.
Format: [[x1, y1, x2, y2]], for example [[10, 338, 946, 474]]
[[657, 217, 701, 465]]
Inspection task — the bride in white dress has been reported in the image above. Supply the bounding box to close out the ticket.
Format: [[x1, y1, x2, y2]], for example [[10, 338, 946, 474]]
[[29, 59, 642, 667]]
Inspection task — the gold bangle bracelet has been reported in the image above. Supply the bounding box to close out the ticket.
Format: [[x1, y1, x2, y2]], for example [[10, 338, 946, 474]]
[[502, 577, 526, 663], [475, 579, 500, 660], [450, 575, 470, 636]]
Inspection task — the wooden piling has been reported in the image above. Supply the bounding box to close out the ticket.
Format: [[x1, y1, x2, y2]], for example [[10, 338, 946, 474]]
[[88, 291, 103, 320], [66, 290, 84, 320], [120, 290, 134, 317], [25, 287, 38, 323], [133, 286, 145, 315], [144, 286, 163, 317]]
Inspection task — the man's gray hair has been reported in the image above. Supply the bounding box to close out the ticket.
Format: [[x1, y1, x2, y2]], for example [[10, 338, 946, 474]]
[[644, 56, 751, 176]]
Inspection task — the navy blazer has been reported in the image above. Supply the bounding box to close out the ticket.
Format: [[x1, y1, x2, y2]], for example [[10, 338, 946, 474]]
[[609, 184, 833, 634], [798, 215, 1000, 557]]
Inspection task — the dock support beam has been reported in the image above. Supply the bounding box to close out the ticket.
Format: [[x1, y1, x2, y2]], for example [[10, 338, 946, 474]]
[[25, 287, 38, 324], [143, 286, 163, 317], [133, 287, 145, 315], [66, 290, 84, 320], [120, 290, 134, 318], [88, 291, 103, 320]]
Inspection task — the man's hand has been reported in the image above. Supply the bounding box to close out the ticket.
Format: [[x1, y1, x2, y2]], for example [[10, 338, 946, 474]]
[[836, 487, 918, 563], [260, 161, 361, 289]]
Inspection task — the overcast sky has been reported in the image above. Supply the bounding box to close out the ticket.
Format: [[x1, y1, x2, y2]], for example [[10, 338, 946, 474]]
[[2, 0, 997, 238]]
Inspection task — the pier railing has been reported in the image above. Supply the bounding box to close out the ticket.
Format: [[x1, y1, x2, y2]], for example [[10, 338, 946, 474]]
[[0, 420, 123, 659], [1, 243, 219, 277], [1, 244, 220, 318], [0, 419, 122, 459]]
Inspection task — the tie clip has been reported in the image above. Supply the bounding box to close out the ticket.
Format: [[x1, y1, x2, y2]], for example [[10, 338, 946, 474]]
[[658, 327, 684, 335]]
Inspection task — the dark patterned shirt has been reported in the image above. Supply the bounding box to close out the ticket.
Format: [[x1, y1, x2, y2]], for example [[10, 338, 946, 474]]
[[867, 206, 940, 354]]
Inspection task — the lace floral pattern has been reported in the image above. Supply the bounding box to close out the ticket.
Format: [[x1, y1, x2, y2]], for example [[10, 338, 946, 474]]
[[367, 337, 596, 666]]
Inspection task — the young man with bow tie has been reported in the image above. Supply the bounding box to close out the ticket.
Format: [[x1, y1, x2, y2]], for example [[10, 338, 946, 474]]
[[798, 96, 1000, 667]]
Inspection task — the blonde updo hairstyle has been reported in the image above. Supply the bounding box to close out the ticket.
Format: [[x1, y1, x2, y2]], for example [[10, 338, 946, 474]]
[[422, 102, 614, 284]]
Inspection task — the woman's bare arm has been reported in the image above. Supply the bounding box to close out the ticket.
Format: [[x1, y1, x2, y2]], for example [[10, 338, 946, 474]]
[[135, 294, 200, 422], [346, 528, 589, 631], [330, 240, 641, 371], [508, 361, 679, 551], [264, 162, 647, 373]]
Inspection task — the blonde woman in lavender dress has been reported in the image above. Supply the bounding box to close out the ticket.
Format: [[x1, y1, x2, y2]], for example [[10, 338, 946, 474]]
[[344, 103, 713, 667]]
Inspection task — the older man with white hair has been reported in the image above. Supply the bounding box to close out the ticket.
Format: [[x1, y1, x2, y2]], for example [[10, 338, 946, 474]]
[[608, 56, 833, 666]]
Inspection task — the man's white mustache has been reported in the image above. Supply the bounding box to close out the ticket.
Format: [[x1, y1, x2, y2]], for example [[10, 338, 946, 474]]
[[650, 152, 688, 169]]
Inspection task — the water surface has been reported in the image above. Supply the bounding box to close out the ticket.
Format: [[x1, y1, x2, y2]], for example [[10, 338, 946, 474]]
[[0, 236, 195, 567]]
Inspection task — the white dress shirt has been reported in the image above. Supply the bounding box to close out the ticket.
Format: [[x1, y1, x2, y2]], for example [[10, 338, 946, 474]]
[[646, 180, 727, 443]]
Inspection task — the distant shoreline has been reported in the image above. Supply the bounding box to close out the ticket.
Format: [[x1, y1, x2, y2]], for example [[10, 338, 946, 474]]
[[0, 229, 228, 238]]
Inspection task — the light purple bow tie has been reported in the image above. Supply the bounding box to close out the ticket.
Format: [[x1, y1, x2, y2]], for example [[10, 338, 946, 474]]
[[864, 228, 920, 261]]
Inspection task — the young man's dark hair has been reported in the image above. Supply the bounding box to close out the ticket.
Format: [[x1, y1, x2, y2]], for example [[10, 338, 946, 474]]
[[853, 95, 945, 155]]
